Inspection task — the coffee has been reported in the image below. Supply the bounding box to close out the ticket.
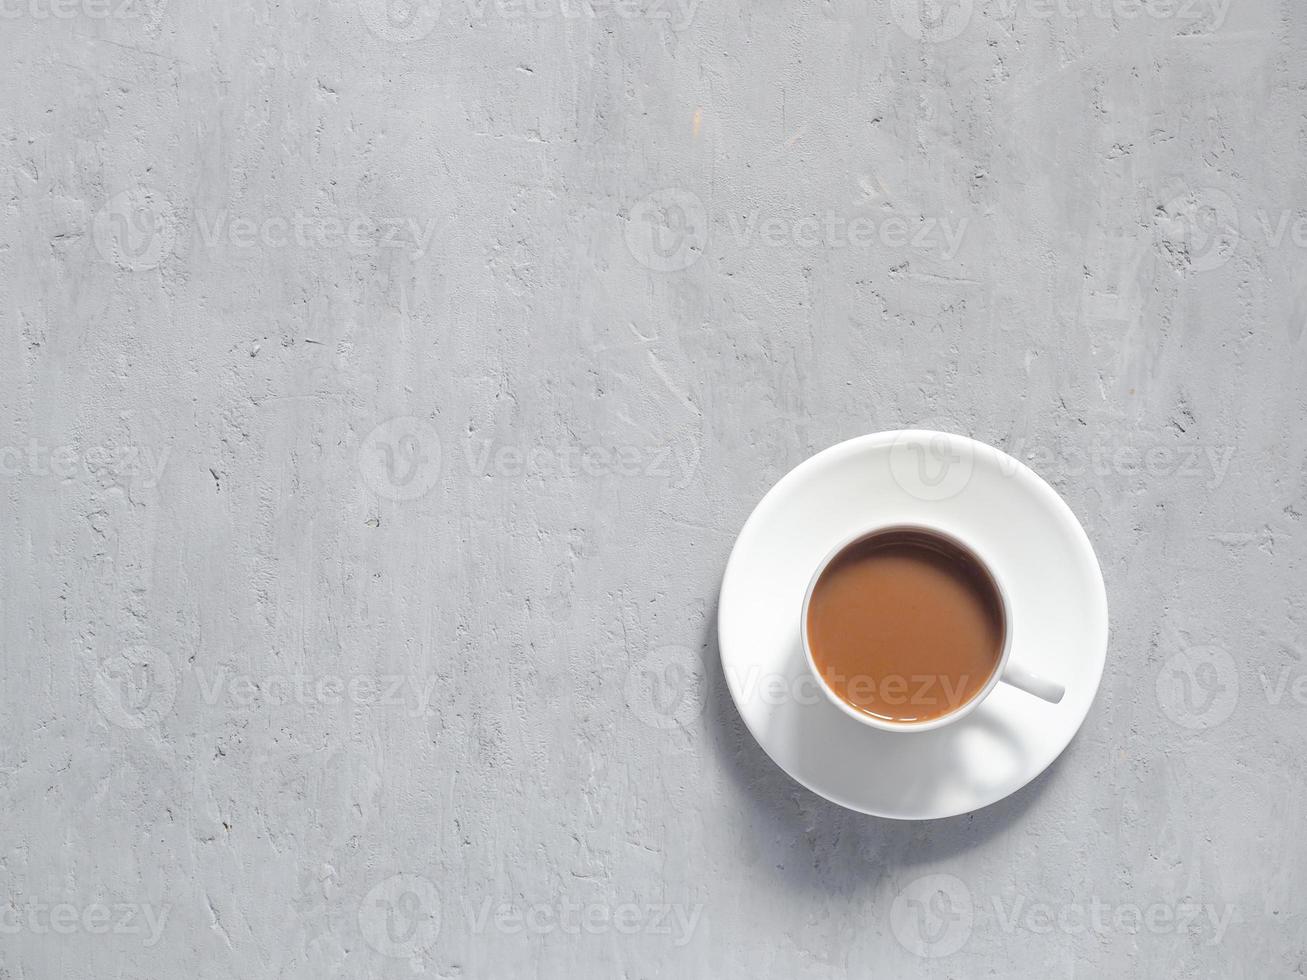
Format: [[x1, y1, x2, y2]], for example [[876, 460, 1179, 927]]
[[805, 529, 1004, 723]]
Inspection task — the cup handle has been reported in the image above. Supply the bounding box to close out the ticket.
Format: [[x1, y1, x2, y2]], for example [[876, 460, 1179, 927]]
[[1001, 662, 1065, 704]]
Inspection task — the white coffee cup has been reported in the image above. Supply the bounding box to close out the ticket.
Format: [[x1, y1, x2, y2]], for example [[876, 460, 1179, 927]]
[[801, 522, 1064, 733]]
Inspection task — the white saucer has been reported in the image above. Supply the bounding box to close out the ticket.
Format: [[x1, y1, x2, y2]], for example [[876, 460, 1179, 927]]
[[717, 431, 1108, 820]]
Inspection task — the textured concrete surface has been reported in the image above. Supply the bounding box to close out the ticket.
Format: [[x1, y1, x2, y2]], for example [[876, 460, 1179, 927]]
[[1, 0, 1305, 976]]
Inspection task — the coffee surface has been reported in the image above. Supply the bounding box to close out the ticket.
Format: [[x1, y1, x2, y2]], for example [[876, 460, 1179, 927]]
[[806, 530, 1004, 723]]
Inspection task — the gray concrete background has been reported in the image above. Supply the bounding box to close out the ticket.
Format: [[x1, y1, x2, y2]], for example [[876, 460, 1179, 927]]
[[1, 0, 1304, 976]]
